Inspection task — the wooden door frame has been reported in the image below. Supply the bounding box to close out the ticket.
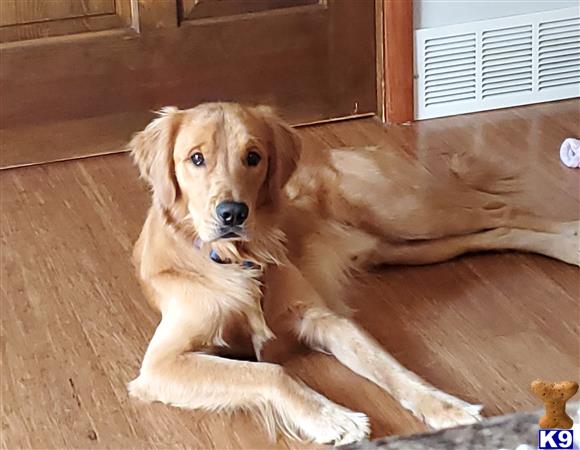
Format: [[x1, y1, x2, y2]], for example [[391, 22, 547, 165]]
[[376, 0, 414, 124]]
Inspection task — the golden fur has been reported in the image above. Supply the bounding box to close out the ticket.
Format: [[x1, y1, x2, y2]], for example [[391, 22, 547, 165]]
[[127, 103, 578, 444]]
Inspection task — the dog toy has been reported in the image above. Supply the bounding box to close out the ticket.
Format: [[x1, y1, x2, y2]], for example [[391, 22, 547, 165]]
[[560, 138, 580, 168], [531, 379, 578, 429]]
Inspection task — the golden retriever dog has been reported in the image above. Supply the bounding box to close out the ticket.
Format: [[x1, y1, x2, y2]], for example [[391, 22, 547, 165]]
[[127, 103, 578, 445]]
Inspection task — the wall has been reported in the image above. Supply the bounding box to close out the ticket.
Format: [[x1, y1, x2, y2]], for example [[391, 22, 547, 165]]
[[414, 0, 579, 29]]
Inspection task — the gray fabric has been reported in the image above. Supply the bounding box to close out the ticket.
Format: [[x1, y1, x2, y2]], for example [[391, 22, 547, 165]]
[[341, 402, 579, 450]]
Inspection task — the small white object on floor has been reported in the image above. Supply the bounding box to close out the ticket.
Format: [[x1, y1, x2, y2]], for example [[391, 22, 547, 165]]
[[560, 138, 580, 168]]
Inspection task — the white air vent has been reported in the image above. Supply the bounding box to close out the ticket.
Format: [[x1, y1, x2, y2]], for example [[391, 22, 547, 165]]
[[415, 7, 580, 119]]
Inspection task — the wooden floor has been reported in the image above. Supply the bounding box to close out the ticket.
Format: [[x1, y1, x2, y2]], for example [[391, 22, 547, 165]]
[[1, 100, 579, 450]]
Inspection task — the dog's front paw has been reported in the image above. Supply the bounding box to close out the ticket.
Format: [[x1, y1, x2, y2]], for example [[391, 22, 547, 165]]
[[414, 391, 483, 430], [296, 403, 370, 445], [127, 376, 156, 403]]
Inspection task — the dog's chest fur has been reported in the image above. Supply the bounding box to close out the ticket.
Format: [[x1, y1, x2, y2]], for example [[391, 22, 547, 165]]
[[202, 263, 274, 359], [135, 209, 285, 358]]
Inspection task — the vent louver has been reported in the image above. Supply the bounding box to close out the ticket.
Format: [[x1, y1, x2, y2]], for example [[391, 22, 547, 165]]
[[415, 7, 580, 119], [538, 17, 580, 91], [482, 25, 533, 98], [424, 34, 476, 106]]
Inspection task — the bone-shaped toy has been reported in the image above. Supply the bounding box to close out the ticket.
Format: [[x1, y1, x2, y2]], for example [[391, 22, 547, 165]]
[[531, 379, 578, 429]]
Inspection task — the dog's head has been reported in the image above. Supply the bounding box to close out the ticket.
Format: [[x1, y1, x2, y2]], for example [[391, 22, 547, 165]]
[[129, 103, 301, 243]]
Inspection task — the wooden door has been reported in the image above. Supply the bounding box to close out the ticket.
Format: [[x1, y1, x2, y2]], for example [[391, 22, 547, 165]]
[[0, 0, 376, 168]]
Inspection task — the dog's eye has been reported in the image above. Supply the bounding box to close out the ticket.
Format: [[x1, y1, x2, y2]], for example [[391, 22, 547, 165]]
[[246, 151, 261, 167], [191, 152, 205, 167]]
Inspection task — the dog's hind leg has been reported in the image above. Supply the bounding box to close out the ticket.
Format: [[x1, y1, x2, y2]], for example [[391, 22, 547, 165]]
[[364, 223, 579, 267], [328, 146, 576, 242]]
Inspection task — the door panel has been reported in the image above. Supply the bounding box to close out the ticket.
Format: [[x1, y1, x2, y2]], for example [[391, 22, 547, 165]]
[[0, 0, 376, 168], [0, 0, 115, 25], [0, 0, 132, 43], [181, 0, 318, 21]]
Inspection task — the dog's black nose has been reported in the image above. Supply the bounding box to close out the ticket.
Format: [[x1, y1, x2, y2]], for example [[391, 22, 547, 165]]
[[216, 201, 249, 227]]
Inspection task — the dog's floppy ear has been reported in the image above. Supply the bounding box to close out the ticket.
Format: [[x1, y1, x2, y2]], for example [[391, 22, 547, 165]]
[[254, 105, 302, 204], [128, 107, 183, 209]]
